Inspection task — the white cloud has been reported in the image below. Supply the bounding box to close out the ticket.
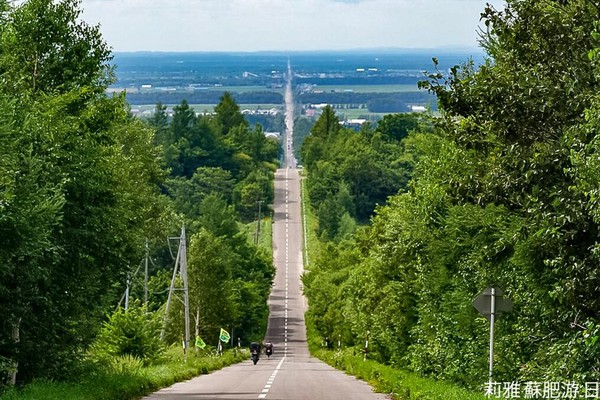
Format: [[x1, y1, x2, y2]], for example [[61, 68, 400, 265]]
[[79, 0, 505, 52]]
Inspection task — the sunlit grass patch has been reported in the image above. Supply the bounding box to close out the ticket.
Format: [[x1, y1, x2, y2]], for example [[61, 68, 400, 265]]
[[0, 347, 247, 400]]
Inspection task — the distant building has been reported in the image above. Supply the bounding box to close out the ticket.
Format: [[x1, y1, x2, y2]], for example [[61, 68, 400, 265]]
[[343, 119, 369, 131], [344, 119, 368, 127], [264, 132, 281, 140], [241, 108, 281, 116], [411, 105, 427, 113]]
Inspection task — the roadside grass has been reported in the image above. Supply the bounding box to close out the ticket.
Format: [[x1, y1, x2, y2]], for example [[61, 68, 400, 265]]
[[304, 318, 485, 400], [0, 347, 247, 400], [240, 217, 273, 258], [312, 348, 487, 400], [299, 172, 319, 270]]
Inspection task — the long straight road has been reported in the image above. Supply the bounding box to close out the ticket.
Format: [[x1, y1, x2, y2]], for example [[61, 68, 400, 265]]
[[141, 61, 388, 400]]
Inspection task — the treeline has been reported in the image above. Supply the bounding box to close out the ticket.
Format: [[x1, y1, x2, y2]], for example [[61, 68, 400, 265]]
[[295, 75, 421, 86], [298, 91, 436, 112], [303, 0, 600, 390], [147, 94, 278, 346], [301, 107, 422, 236], [0, 0, 276, 390], [124, 90, 283, 106]]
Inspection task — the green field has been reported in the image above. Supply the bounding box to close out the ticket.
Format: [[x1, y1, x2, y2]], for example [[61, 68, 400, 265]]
[[307, 84, 421, 93], [188, 84, 421, 94], [131, 104, 283, 113], [215, 85, 284, 94], [334, 108, 388, 120]]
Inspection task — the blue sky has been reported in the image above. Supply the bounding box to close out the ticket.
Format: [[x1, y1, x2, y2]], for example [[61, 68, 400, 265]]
[[80, 0, 505, 52]]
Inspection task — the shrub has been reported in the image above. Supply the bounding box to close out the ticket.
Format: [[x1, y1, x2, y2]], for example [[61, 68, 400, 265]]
[[89, 302, 164, 365]]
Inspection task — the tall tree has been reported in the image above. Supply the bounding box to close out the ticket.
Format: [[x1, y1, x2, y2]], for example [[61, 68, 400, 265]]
[[213, 92, 247, 136], [0, 0, 112, 96], [187, 229, 237, 344], [301, 105, 339, 171], [0, 0, 171, 384], [305, 0, 600, 387]]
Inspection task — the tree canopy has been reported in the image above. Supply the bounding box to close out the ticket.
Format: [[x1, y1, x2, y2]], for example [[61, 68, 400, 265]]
[[303, 0, 600, 388], [0, 0, 174, 384], [0, 1, 276, 388], [301, 105, 420, 238]]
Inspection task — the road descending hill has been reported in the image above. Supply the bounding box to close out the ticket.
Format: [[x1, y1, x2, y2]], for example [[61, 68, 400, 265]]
[[140, 62, 388, 400]]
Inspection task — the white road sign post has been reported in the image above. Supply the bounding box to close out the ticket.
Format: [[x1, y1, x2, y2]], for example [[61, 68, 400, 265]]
[[473, 287, 513, 385]]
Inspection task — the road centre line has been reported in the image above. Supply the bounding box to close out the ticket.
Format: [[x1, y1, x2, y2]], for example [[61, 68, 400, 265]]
[[256, 357, 286, 399]]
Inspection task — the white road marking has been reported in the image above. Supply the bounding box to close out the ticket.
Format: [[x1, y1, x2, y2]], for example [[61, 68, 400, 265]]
[[257, 357, 286, 399]]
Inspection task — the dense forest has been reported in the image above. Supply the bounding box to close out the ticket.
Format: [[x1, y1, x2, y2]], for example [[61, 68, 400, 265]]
[[303, 0, 600, 389], [5, 0, 600, 395], [0, 0, 275, 389]]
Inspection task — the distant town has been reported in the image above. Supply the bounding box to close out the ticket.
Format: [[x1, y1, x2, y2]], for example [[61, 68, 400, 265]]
[[110, 50, 479, 123]]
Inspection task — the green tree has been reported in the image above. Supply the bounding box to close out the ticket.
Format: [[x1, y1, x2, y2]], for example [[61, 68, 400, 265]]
[[0, 0, 171, 384], [234, 169, 274, 221], [301, 105, 339, 171], [360, 0, 600, 385], [197, 193, 239, 238], [0, 0, 112, 96], [377, 113, 419, 142], [0, 95, 66, 385], [304, 0, 600, 387], [149, 102, 169, 146], [213, 92, 247, 136], [187, 229, 238, 344]]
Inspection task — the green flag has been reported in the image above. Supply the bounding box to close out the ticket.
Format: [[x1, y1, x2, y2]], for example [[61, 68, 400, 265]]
[[195, 336, 206, 349], [219, 328, 230, 343]]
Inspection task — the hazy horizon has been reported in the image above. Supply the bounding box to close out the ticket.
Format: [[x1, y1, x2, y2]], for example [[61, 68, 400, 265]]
[[110, 46, 487, 54]]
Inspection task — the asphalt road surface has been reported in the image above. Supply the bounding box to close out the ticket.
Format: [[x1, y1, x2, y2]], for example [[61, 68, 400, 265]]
[[140, 62, 388, 400]]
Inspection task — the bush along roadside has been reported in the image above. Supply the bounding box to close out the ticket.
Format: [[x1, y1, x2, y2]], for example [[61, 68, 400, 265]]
[[305, 316, 485, 400], [0, 347, 248, 400], [311, 347, 487, 400]]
